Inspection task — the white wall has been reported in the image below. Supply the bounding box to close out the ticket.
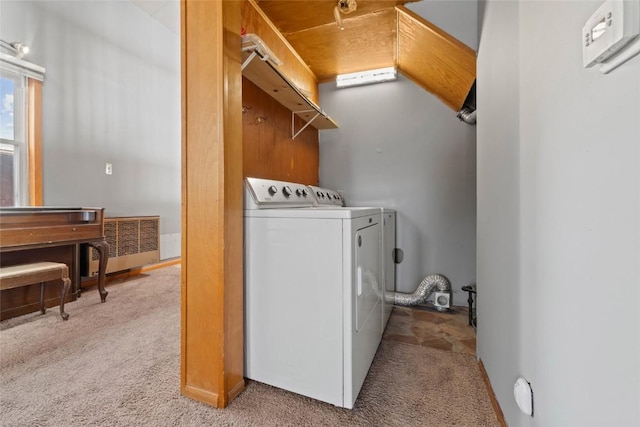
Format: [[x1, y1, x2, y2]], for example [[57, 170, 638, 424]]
[[319, 73, 477, 306], [478, 1, 640, 425], [0, 1, 181, 259]]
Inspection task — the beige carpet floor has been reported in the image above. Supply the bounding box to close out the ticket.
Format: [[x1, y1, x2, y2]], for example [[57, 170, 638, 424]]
[[0, 265, 499, 426]]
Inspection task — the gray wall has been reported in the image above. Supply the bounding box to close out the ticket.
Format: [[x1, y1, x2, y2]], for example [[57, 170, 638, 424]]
[[476, 0, 522, 423], [319, 74, 477, 306], [318, 1, 478, 307], [0, 1, 181, 259], [478, 1, 640, 426], [407, 0, 478, 50]]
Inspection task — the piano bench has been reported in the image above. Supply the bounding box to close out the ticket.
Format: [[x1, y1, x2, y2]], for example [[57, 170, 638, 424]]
[[0, 262, 72, 320]]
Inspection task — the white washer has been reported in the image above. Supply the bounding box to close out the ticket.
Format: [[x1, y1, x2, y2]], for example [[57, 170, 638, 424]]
[[244, 177, 383, 409], [308, 185, 396, 330]]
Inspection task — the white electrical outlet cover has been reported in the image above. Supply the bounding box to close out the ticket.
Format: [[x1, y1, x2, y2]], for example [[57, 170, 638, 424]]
[[514, 377, 533, 416]]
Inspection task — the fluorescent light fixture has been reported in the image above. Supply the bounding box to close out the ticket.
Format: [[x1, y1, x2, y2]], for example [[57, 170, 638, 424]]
[[336, 67, 397, 88]]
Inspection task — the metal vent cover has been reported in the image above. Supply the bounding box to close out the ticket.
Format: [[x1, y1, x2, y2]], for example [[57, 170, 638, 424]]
[[86, 216, 160, 276]]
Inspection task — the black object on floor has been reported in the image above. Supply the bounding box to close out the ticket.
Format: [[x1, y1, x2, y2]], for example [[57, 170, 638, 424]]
[[461, 284, 477, 328]]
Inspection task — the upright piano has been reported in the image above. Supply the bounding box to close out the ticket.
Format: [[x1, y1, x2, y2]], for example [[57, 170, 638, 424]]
[[0, 207, 109, 320]]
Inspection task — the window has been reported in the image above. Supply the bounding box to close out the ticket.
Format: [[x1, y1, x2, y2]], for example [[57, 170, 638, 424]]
[[0, 53, 44, 206], [0, 71, 28, 206]]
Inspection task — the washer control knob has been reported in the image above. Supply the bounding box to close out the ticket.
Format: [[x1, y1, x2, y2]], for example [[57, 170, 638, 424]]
[[302, 188, 309, 197], [283, 186, 293, 197], [296, 188, 303, 196], [268, 185, 278, 195]]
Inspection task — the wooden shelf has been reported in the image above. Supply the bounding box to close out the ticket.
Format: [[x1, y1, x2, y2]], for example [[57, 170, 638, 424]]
[[242, 39, 338, 136]]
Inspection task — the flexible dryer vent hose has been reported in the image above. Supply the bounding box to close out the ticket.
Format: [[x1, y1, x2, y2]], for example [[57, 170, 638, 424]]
[[393, 274, 451, 306]]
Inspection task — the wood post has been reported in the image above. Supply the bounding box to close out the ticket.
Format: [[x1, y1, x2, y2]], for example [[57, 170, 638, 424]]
[[181, 0, 245, 408]]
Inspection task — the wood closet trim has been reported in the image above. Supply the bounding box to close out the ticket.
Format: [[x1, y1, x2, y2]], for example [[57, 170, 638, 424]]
[[479, 359, 507, 427], [27, 78, 42, 206], [181, 0, 245, 408]]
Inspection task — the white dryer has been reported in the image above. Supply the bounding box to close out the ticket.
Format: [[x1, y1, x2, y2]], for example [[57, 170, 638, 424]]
[[244, 177, 383, 409], [308, 185, 396, 330], [307, 185, 344, 207], [381, 208, 396, 328]]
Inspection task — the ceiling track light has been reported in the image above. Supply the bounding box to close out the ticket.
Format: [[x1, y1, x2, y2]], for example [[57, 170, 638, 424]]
[[0, 39, 30, 58]]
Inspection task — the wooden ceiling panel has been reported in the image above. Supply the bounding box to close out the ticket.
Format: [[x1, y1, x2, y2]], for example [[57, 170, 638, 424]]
[[286, 8, 398, 81], [397, 6, 476, 111], [256, 0, 411, 35], [250, 1, 478, 112], [255, 0, 343, 34]]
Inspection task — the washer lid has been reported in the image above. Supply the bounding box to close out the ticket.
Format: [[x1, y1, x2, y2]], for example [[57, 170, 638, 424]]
[[244, 206, 381, 219]]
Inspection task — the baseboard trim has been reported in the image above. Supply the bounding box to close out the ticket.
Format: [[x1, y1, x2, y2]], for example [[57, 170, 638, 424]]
[[81, 258, 181, 289], [227, 379, 246, 403], [478, 358, 507, 427], [181, 384, 220, 408], [134, 258, 181, 274], [181, 378, 245, 408]]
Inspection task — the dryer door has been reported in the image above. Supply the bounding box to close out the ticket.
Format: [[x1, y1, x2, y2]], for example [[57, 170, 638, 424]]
[[349, 218, 383, 409], [355, 223, 381, 332]]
